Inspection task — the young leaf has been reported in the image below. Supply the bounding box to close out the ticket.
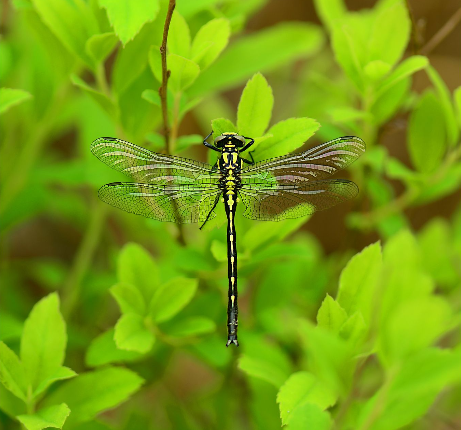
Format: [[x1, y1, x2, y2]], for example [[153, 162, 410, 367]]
[[117, 243, 160, 305], [337, 242, 382, 325], [367, 1, 410, 67], [42, 367, 144, 426], [298, 321, 353, 396], [164, 316, 216, 338], [277, 371, 337, 425], [71, 75, 116, 118], [371, 76, 410, 125], [364, 60, 391, 82], [339, 312, 367, 347], [0, 341, 28, 401], [99, 0, 160, 45], [20, 293, 67, 392], [189, 23, 324, 97], [376, 55, 428, 98], [426, 65, 460, 146], [33, 366, 77, 398], [148, 45, 162, 83], [378, 297, 452, 364], [237, 73, 273, 138], [111, 283, 146, 316], [114, 313, 155, 353], [454, 86, 461, 126], [31, 0, 98, 64], [167, 54, 200, 93], [85, 32, 118, 65], [313, 0, 347, 32], [191, 18, 230, 70], [85, 329, 142, 367], [284, 403, 332, 430], [316, 295, 348, 333], [17, 403, 70, 430], [238, 338, 292, 388], [0, 88, 32, 114], [408, 90, 446, 173], [211, 118, 238, 140], [168, 11, 190, 58], [254, 117, 320, 160], [149, 278, 198, 323]]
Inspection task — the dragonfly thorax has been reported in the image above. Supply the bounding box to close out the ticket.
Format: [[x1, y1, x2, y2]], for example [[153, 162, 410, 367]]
[[214, 132, 246, 148]]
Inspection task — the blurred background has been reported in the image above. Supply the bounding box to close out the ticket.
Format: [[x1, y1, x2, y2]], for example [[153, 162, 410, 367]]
[[1, 0, 461, 429]]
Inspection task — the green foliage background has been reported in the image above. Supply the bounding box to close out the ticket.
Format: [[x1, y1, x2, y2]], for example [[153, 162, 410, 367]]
[[1, 0, 461, 429]]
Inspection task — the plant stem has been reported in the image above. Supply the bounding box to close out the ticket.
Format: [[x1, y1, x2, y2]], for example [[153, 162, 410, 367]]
[[61, 200, 107, 319], [159, 0, 176, 154]]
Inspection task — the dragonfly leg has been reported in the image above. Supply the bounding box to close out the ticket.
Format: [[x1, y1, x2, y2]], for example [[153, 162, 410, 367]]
[[199, 193, 222, 230], [240, 137, 255, 153], [203, 130, 221, 152], [241, 151, 255, 165]]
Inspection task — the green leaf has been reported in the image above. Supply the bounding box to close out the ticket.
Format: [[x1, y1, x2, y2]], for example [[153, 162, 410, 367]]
[[85, 329, 142, 367], [43, 367, 144, 426], [238, 338, 291, 388], [368, 1, 410, 67], [33, 366, 77, 398], [0, 341, 28, 401], [277, 372, 336, 425], [317, 295, 348, 333], [85, 32, 118, 65], [339, 312, 367, 347], [142, 88, 161, 107], [113, 20, 163, 95], [364, 60, 391, 82], [378, 297, 452, 364], [408, 90, 446, 173], [0, 88, 32, 114], [371, 76, 410, 125], [0, 383, 26, 418], [17, 404, 70, 430], [149, 278, 198, 323], [191, 18, 230, 70], [164, 316, 216, 338], [331, 23, 364, 91], [454, 86, 461, 127], [71, 74, 116, 117], [110, 282, 146, 316], [168, 54, 200, 92], [337, 242, 382, 325], [148, 45, 162, 83], [175, 134, 203, 152], [117, 243, 160, 305], [243, 217, 307, 252], [168, 11, 190, 58], [114, 313, 154, 353], [211, 118, 237, 141], [376, 55, 428, 98], [31, 0, 98, 64], [189, 23, 324, 97], [285, 403, 332, 430], [20, 293, 67, 392], [210, 240, 227, 262], [357, 348, 461, 430], [237, 73, 273, 138], [298, 321, 353, 396], [426, 65, 460, 146], [313, 0, 346, 32], [99, 0, 160, 45], [254, 117, 319, 160]]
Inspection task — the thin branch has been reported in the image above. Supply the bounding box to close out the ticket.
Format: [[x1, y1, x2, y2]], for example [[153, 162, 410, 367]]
[[421, 5, 461, 55], [159, 0, 176, 154]]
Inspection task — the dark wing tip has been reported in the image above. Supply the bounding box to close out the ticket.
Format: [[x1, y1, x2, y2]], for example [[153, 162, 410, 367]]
[[340, 136, 366, 152]]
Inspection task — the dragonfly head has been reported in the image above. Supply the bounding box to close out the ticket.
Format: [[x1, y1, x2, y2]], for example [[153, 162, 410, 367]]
[[214, 132, 246, 149]]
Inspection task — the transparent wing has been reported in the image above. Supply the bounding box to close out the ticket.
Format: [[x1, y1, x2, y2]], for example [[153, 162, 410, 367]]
[[99, 182, 222, 223], [241, 136, 365, 185], [91, 137, 219, 185], [239, 179, 359, 221]]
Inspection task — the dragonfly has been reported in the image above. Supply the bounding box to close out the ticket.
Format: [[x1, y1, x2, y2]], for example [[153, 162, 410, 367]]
[[91, 132, 365, 346]]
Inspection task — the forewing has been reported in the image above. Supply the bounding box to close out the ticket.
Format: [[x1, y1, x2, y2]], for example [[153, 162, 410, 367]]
[[99, 182, 222, 223], [91, 137, 218, 185], [239, 179, 359, 221], [242, 136, 365, 184]]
